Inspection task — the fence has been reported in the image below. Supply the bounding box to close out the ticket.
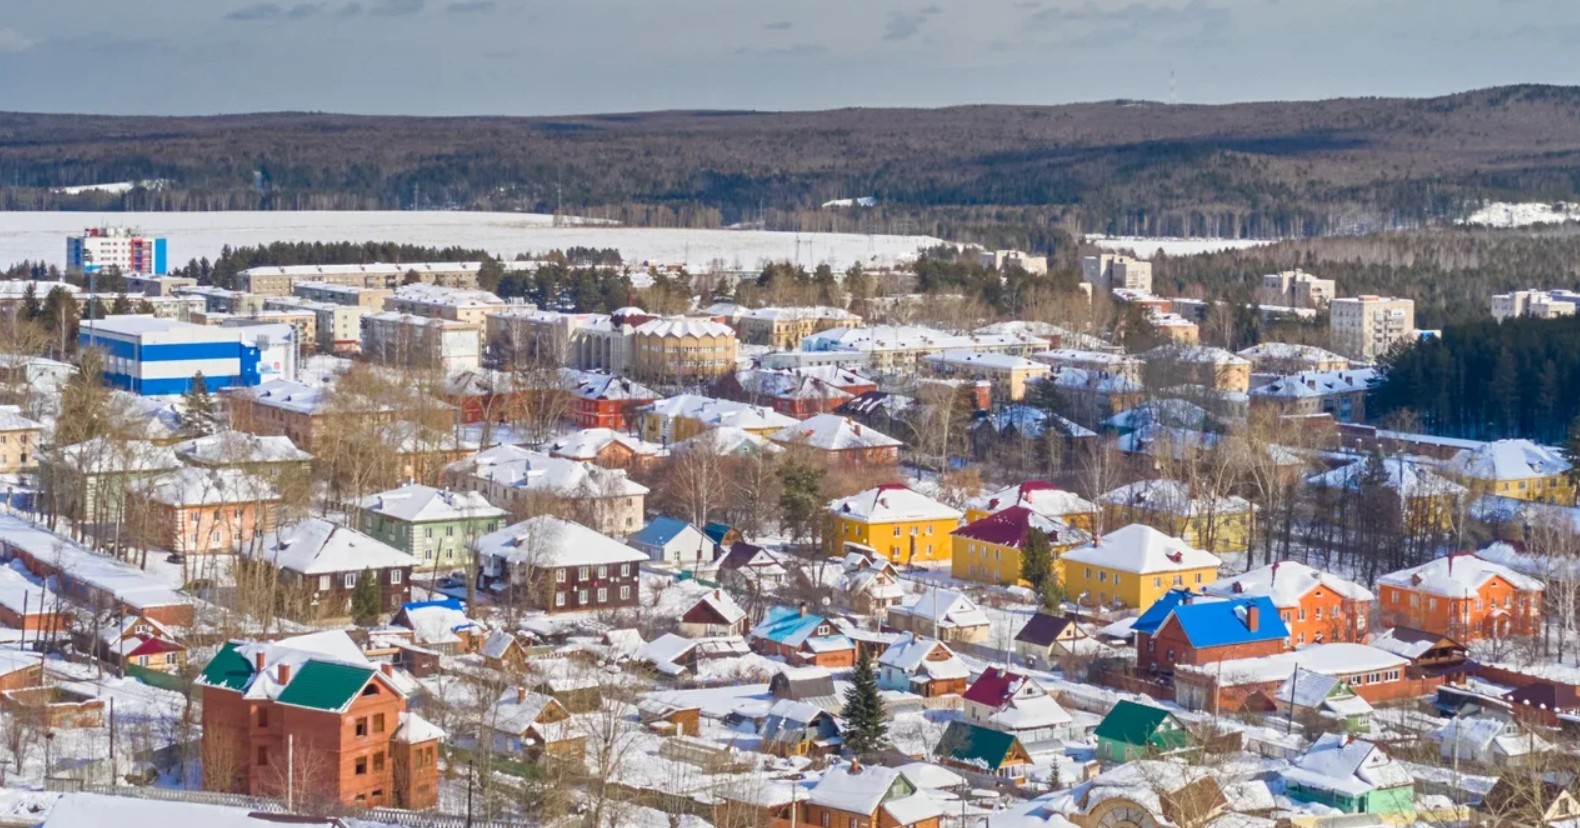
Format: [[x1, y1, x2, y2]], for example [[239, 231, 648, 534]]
[[126, 663, 188, 693], [49, 781, 536, 828]]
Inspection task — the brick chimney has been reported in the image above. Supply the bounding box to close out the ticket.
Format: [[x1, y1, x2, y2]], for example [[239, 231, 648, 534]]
[[798, 601, 808, 617], [255, 652, 265, 672], [849, 757, 862, 774], [380, 663, 393, 677], [516, 687, 526, 704], [1245, 603, 1260, 633], [277, 663, 291, 685]]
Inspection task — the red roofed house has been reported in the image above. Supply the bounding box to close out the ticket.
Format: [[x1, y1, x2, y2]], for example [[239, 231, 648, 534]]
[[1377, 553, 1543, 641], [679, 589, 749, 638], [950, 505, 1090, 587], [98, 614, 187, 675], [961, 666, 1077, 743]]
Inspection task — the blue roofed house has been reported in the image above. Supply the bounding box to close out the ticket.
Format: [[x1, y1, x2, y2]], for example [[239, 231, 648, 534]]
[[1136, 593, 1290, 675], [390, 598, 485, 655], [749, 604, 857, 668], [628, 516, 714, 570]]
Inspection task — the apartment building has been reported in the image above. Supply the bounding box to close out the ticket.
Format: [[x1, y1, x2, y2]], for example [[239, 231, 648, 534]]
[[357, 483, 507, 573], [1329, 296, 1416, 362], [237, 263, 481, 296], [486, 309, 635, 373], [1489, 288, 1580, 322], [1260, 269, 1337, 309], [0, 406, 43, 474], [292, 281, 393, 308], [736, 306, 861, 348], [384, 284, 510, 325], [1249, 368, 1376, 423], [1141, 345, 1252, 393], [802, 325, 1050, 373], [361, 312, 481, 373], [475, 516, 647, 613], [630, 317, 739, 383], [129, 467, 280, 556], [921, 350, 1051, 402], [1236, 342, 1350, 375], [265, 297, 375, 354], [1081, 253, 1153, 293], [978, 249, 1049, 275]]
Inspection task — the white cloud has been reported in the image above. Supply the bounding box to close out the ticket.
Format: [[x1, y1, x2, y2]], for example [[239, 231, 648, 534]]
[[0, 28, 36, 53]]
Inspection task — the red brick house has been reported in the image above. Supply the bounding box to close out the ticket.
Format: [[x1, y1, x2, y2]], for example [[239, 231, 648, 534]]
[[476, 516, 647, 614], [566, 371, 657, 431], [1133, 593, 1289, 675], [198, 631, 442, 810], [718, 367, 877, 419], [1376, 553, 1543, 642], [1204, 561, 1375, 646]]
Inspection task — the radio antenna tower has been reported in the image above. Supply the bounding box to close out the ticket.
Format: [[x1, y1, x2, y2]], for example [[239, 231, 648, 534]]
[[1169, 70, 1178, 106]]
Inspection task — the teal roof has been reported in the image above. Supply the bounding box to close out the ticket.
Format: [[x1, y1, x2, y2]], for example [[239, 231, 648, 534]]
[[1094, 699, 1188, 748], [198, 641, 255, 692], [275, 661, 377, 712], [936, 721, 1020, 769]]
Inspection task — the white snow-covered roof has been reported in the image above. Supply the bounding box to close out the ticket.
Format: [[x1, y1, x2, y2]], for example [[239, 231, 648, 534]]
[[490, 688, 562, 736], [449, 446, 649, 498], [671, 426, 782, 456], [805, 324, 1048, 354], [896, 761, 966, 791], [254, 517, 414, 575], [1445, 439, 1571, 481], [1060, 524, 1220, 574], [1249, 368, 1377, 399], [1099, 479, 1252, 518], [41, 792, 344, 828], [232, 630, 375, 703], [402, 603, 481, 646], [243, 262, 483, 278], [638, 633, 697, 669], [1237, 342, 1349, 365], [877, 634, 968, 681], [772, 414, 901, 452], [830, 484, 962, 523], [174, 431, 312, 465], [563, 369, 658, 402], [1377, 553, 1543, 597], [359, 482, 506, 523], [633, 317, 735, 339], [1285, 733, 1411, 796], [688, 589, 746, 626], [1276, 667, 1346, 710], [0, 405, 42, 432], [1204, 561, 1374, 608], [477, 516, 648, 569], [892, 589, 990, 630], [1049, 366, 1143, 394], [0, 514, 190, 612], [0, 563, 59, 618], [1175, 642, 1407, 686], [1306, 456, 1467, 500], [1143, 344, 1250, 366], [989, 692, 1073, 731], [51, 437, 181, 475], [807, 763, 906, 815], [923, 349, 1051, 371], [393, 710, 446, 744], [964, 482, 1099, 519], [743, 305, 859, 322], [136, 466, 280, 506], [547, 428, 668, 462], [390, 283, 505, 307], [645, 394, 799, 432]]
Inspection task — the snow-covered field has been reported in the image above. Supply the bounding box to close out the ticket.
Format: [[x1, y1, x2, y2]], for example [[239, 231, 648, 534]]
[[1458, 201, 1580, 228], [1085, 234, 1279, 258], [0, 211, 944, 273]]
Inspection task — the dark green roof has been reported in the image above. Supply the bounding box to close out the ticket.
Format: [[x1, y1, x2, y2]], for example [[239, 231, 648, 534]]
[[1094, 699, 1188, 748], [199, 642, 255, 692], [275, 661, 376, 712], [936, 721, 1020, 769]]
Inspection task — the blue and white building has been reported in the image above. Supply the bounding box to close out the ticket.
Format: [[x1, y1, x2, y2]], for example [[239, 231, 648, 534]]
[[66, 227, 168, 276], [80, 316, 262, 396]]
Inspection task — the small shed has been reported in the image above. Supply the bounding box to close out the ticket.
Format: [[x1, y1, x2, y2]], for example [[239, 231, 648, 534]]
[[770, 665, 836, 701]]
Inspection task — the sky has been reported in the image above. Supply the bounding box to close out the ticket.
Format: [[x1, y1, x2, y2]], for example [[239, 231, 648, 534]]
[[3, 0, 1579, 116]]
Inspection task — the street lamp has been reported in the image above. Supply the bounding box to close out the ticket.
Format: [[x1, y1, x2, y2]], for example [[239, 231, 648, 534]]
[[43, 732, 55, 783]]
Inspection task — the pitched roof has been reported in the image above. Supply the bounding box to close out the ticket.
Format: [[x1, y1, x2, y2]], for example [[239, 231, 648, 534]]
[[275, 660, 379, 711], [1163, 596, 1290, 648], [806, 763, 907, 815], [1131, 589, 1206, 636], [1377, 552, 1543, 597], [686, 589, 746, 626], [962, 666, 1039, 708], [629, 516, 698, 548], [1093, 700, 1185, 747], [547, 428, 668, 462], [358, 482, 505, 523], [936, 721, 1023, 769], [198, 631, 389, 713], [951, 506, 1089, 550], [476, 516, 648, 569], [771, 414, 902, 452], [1368, 627, 1462, 660], [893, 589, 990, 630], [1204, 560, 1375, 608], [253, 517, 414, 575], [1286, 733, 1412, 796], [1060, 524, 1221, 574], [1098, 478, 1253, 517], [1013, 613, 1082, 647], [829, 483, 962, 523], [964, 481, 1099, 519], [1446, 439, 1571, 481], [1306, 455, 1466, 499]]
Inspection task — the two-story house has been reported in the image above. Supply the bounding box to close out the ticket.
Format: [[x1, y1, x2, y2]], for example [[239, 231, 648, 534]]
[[357, 483, 506, 574], [1059, 524, 1222, 611], [248, 518, 415, 621], [960, 667, 1076, 746], [475, 516, 646, 614], [1204, 561, 1375, 646], [824, 483, 963, 563], [1376, 552, 1543, 641], [1132, 592, 1290, 675]]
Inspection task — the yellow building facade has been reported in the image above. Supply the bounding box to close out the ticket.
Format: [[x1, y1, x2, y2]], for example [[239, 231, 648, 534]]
[[950, 506, 1089, 587], [1057, 523, 1222, 610], [1098, 480, 1254, 555], [824, 484, 963, 564]]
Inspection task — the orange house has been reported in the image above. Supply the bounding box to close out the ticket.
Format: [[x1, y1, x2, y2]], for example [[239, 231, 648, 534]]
[[1204, 561, 1376, 646], [1376, 553, 1543, 642], [131, 467, 281, 555]]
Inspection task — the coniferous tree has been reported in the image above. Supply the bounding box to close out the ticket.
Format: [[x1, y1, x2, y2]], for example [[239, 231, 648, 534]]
[[179, 373, 219, 438], [1020, 527, 1054, 597], [20, 282, 40, 320], [777, 458, 825, 550], [841, 647, 887, 758], [110, 293, 132, 315], [351, 569, 381, 626]]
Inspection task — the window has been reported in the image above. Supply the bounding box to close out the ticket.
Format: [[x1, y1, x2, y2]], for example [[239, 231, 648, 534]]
[[1314, 607, 1323, 620], [355, 717, 368, 737], [1172, 575, 1183, 586], [820, 813, 830, 828], [555, 592, 566, 607], [556, 569, 566, 583], [620, 585, 630, 600], [578, 589, 588, 604], [257, 708, 269, 728], [355, 756, 368, 775], [345, 573, 357, 589], [373, 713, 386, 733], [391, 570, 402, 585], [1154, 577, 1162, 588], [373, 752, 385, 772], [1084, 567, 1092, 579], [425, 527, 433, 538], [1166, 648, 1175, 662], [190, 513, 200, 525], [597, 588, 607, 603], [578, 566, 590, 580], [446, 526, 455, 537], [1194, 573, 1203, 584], [621, 564, 631, 577], [318, 575, 331, 591], [597, 565, 608, 579]]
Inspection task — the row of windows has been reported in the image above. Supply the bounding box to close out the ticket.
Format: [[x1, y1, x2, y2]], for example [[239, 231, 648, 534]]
[[315, 569, 403, 591], [1080, 567, 1204, 588], [553, 585, 632, 607], [553, 563, 633, 582]]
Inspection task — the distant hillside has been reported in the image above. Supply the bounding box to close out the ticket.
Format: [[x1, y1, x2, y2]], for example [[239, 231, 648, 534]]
[[7, 85, 1580, 240]]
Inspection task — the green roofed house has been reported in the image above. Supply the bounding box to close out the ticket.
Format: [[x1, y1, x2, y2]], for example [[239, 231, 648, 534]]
[[1093, 699, 1195, 763], [357, 483, 506, 574], [197, 630, 444, 811], [934, 720, 1033, 783]]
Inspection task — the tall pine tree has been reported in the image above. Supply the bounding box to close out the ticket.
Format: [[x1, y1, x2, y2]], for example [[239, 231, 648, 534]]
[[841, 646, 887, 758], [179, 372, 219, 438], [351, 569, 381, 626], [1020, 527, 1054, 597]]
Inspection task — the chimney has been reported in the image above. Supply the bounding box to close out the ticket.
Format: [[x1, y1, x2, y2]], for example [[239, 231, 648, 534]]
[[798, 601, 808, 617], [277, 663, 291, 685], [1271, 561, 1280, 582], [714, 589, 722, 600], [1245, 603, 1260, 633], [255, 652, 265, 672], [380, 663, 393, 677], [517, 687, 526, 704], [849, 757, 862, 774]]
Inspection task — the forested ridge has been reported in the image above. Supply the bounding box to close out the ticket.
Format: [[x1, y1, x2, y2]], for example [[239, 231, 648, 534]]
[[8, 85, 1580, 242]]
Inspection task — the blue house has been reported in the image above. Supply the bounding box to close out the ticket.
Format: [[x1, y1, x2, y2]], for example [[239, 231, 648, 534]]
[[1138, 594, 1290, 674], [749, 605, 856, 667], [628, 516, 712, 569]]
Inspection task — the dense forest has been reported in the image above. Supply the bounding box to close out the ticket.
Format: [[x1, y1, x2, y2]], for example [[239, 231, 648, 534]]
[[1370, 315, 1580, 443], [8, 85, 1580, 242]]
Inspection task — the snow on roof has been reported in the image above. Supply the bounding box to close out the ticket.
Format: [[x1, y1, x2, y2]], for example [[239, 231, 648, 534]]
[[0, 405, 42, 432], [547, 428, 668, 461], [1060, 524, 1220, 574], [772, 414, 901, 451], [359, 482, 506, 523], [672, 425, 783, 456], [477, 516, 648, 569], [564, 369, 658, 402], [1306, 456, 1467, 500], [1049, 366, 1143, 394], [137, 466, 280, 506], [1368, 627, 1455, 659], [1101, 398, 1214, 431], [964, 481, 1099, 519], [52, 437, 181, 475], [1143, 344, 1250, 366], [1277, 668, 1345, 710], [1286, 733, 1411, 796], [688, 589, 747, 625], [922, 349, 1050, 371], [393, 710, 445, 744], [391, 283, 505, 307], [401, 602, 481, 646], [174, 431, 312, 464], [896, 762, 966, 791], [254, 517, 414, 575], [1446, 439, 1571, 481], [1237, 342, 1349, 364], [829, 483, 962, 523], [989, 692, 1073, 731], [490, 688, 562, 736], [237, 379, 338, 415], [225, 631, 378, 704], [743, 305, 859, 321], [977, 405, 1097, 440], [646, 394, 800, 432], [1377, 552, 1543, 597], [449, 446, 649, 498], [638, 632, 697, 669], [1175, 642, 1407, 686], [807, 762, 905, 815], [951, 506, 1089, 550], [243, 261, 483, 278], [1250, 368, 1377, 399], [633, 317, 735, 339], [1099, 478, 1252, 518], [883, 793, 945, 825], [41, 792, 345, 828], [1204, 560, 1374, 608], [0, 563, 58, 619], [892, 589, 990, 629], [0, 514, 190, 612]]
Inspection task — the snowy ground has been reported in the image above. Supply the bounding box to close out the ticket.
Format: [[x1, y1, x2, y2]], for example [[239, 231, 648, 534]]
[[1085, 235, 1279, 259], [1457, 201, 1580, 228], [0, 211, 944, 273]]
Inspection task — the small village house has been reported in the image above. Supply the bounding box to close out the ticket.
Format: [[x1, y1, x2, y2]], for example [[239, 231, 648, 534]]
[[247, 518, 415, 621], [886, 589, 991, 644], [876, 635, 970, 698], [824, 483, 963, 563], [1093, 699, 1195, 763], [1281, 734, 1414, 815], [1059, 524, 1222, 611], [749, 604, 856, 668]]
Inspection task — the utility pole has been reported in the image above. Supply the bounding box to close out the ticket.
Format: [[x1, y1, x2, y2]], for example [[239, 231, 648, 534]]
[[465, 759, 475, 828], [286, 734, 294, 811]]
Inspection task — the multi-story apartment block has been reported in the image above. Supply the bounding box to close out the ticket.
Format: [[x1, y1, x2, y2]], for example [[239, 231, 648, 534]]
[[736, 306, 861, 349], [228, 379, 399, 452], [292, 281, 394, 308], [1081, 253, 1153, 293], [360, 312, 481, 373], [486, 309, 637, 373], [921, 350, 1052, 402], [1376, 553, 1542, 641], [130, 467, 280, 555], [638, 394, 799, 444], [198, 631, 442, 810], [0, 406, 43, 474], [1329, 296, 1416, 362], [265, 297, 375, 354], [978, 249, 1049, 275], [1248, 368, 1375, 423], [1141, 345, 1253, 394], [357, 483, 507, 573], [124, 274, 199, 296], [67, 226, 168, 275], [629, 318, 739, 383], [1260, 269, 1337, 309], [1489, 288, 1580, 322], [824, 483, 963, 563], [384, 284, 510, 325], [1443, 438, 1575, 505], [237, 263, 481, 296], [446, 445, 649, 536], [801, 325, 1050, 374], [1236, 342, 1350, 375]]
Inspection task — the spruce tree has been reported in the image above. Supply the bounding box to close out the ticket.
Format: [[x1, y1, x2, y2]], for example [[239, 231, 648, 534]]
[[1020, 527, 1054, 596], [351, 569, 382, 626], [179, 372, 219, 438], [841, 646, 887, 758]]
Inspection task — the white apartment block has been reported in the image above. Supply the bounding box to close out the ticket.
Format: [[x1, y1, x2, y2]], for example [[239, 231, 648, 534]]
[[1259, 269, 1336, 309], [265, 297, 375, 354], [977, 249, 1049, 275], [1329, 296, 1416, 362], [384, 283, 511, 325], [1490, 289, 1580, 322], [238, 262, 482, 296], [361, 312, 481, 373], [1080, 253, 1152, 293]]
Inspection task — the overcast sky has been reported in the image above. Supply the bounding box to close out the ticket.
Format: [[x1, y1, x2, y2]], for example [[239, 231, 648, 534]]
[[3, 0, 1578, 116]]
